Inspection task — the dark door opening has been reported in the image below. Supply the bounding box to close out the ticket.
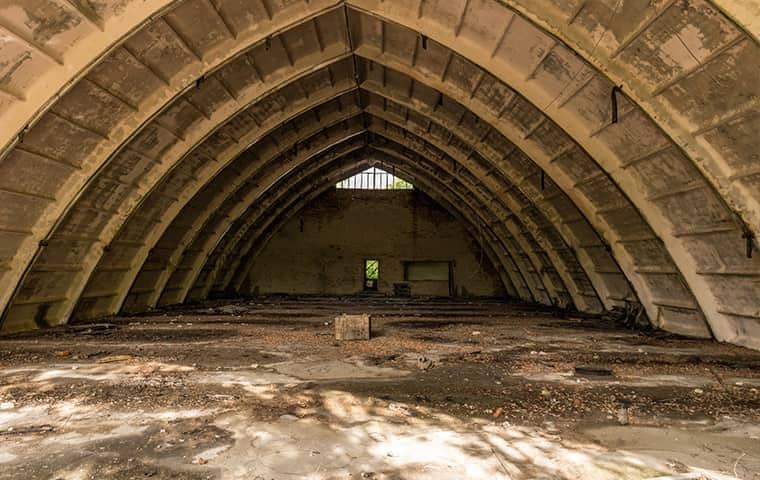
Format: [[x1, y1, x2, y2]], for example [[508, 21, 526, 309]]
[[364, 259, 379, 291], [403, 261, 453, 297]]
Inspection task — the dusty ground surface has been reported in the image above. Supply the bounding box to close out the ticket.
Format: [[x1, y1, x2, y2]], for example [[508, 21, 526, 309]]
[[0, 296, 758, 479]]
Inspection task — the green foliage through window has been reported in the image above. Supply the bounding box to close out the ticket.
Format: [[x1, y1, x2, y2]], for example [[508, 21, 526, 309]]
[[365, 259, 379, 280]]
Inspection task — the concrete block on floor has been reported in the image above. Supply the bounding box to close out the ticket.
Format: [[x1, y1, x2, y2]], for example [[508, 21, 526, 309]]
[[335, 313, 371, 340]]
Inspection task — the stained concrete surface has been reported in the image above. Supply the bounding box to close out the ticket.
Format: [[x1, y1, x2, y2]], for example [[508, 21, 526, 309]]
[[0, 297, 758, 479]]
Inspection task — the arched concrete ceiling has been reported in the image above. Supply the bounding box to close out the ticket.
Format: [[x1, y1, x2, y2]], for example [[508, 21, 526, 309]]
[[0, 1, 757, 348], [197, 141, 561, 303], [112, 118, 543, 316], [141, 128, 558, 312], [101, 103, 603, 321], [220, 150, 526, 300], [198, 135, 568, 308], [136, 128, 541, 311], [194, 147, 529, 303], [110, 89, 625, 323], [168, 142, 527, 303], [227, 157, 522, 299]]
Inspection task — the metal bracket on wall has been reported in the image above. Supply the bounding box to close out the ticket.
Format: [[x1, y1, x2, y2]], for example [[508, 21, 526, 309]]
[[611, 85, 623, 124], [18, 125, 29, 143], [743, 230, 756, 258]]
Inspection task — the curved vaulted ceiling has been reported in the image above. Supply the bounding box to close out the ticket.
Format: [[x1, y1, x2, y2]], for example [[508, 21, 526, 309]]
[[0, 1, 758, 349]]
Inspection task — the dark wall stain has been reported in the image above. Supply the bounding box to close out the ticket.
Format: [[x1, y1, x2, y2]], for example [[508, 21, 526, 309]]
[[21, 0, 82, 43], [0, 51, 32, 86]]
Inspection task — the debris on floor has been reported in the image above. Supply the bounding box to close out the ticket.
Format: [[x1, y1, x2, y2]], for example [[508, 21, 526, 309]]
[[0, 296, 758, 479], [574, 364, 615, 379], [334, 313, 372, 340]]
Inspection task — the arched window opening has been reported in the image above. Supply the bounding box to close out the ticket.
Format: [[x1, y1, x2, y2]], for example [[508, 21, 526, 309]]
[[336, 167, 413, 190]]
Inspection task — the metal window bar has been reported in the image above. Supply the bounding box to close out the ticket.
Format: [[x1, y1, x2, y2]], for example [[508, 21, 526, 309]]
[[336, 166, 413, 190]]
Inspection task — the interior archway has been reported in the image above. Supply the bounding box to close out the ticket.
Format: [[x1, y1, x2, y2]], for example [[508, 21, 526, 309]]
[[1, 3, 760, 478], [0, 1, 757, 348]]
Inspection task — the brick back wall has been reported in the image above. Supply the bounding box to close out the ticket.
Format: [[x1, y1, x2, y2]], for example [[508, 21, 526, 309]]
[[244, 189, 506, 297]]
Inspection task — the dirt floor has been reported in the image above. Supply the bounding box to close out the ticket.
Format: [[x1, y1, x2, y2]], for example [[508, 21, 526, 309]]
[[0, 296, 758, 479]]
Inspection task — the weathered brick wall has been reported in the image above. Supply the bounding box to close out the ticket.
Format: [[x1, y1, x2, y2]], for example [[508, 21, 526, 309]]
[[245, 189, 506, 297]]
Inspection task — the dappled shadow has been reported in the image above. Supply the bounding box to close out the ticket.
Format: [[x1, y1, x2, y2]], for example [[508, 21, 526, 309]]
[[0, 380, 674, 480], [1, 298, 759, 479], [2, 355, 755, 479], [224, 387, 671, 480]]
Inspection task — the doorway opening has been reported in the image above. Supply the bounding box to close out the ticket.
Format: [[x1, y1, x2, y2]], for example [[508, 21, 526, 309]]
[[403, 261, 454, 296], [364, 259, 379, 291]]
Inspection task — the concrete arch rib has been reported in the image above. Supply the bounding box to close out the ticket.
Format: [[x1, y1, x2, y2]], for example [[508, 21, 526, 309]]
[[157, 129, 549, 310], [82, 86, 567, 319], [354, 0, 760, 234], [46, 45, 612, 332], [357, 87, 629, 310], [0, 4, 756, 345], [1, 53, 358, 330], [224, 151, 524, 301], [192, 142, 539, 304], [112, 80, 623, 322], [1, 38, 688, 338], [62, 40, 708, 341], [0, 36, 696, 342], [183, 141, 534, 305], [2, 0, 756, 241], [345, 8, 754, 342], [0, 3, 351, 327], [76, 89, 360, 320], [115, 95, 537, 314], [0, 0, 180, 155], [212, 154, 519, 300], [215, 142, 596, 305], [108, 91, 606, 321], [119, 93, 367, 314], [367, 122, 585, 310], [230, 165, 521, 301], [218, 127, 568, 307]]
